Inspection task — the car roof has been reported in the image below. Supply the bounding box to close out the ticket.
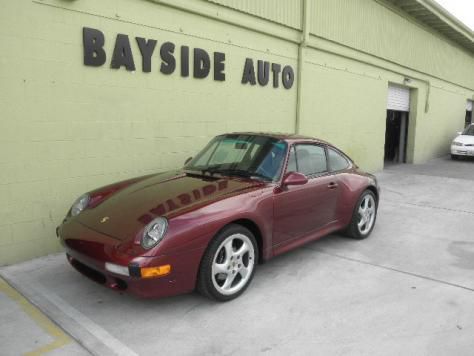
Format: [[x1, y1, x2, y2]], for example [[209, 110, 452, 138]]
[[226, 132, 330, 144]]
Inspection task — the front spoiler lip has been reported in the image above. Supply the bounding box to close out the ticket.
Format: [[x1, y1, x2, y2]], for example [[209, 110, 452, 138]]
[[66, 250, 130, 292], [63, 243, 163, 280], [64, 245, 206, 299], [64, 247, 175, 297]]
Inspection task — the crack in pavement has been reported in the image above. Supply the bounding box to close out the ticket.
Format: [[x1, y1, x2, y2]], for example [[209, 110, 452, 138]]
[[309, 248, 474, 293], [383, 199, 474, 215]]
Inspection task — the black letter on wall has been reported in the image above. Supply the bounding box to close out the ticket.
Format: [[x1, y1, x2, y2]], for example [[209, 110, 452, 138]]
[[282, 65, 295, 89], [181, 46, 189, 77], [271, 63, 281, 88], [136, 37, 157, 73], [111, 34, 136, 71], [83, 27, 106, 67], [160, 42, 176, 75], [193, 48, 211, 79], [213, 52, 225, 81], [241, 58, 256, 85], [257, 60, 270, 86]]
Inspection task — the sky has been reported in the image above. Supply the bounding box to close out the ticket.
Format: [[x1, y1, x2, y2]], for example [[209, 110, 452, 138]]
[[434, 0, 474, 30]]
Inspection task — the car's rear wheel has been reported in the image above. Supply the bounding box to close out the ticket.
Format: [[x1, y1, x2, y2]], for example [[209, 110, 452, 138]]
[[197, 224, 258, 302], [346, 190, 377, 240]]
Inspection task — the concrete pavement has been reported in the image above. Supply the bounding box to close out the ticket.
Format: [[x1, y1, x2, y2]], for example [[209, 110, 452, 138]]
[[0, 277, 89, 356], [1, 156, 473, 355]]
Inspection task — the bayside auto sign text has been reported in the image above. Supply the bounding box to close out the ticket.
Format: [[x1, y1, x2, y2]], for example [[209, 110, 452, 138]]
[[83, 27, 295, 89]]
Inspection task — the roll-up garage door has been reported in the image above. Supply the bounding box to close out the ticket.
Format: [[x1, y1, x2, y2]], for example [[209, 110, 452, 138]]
[[467, 100, 473, 112], [387, 84, 410, 112]]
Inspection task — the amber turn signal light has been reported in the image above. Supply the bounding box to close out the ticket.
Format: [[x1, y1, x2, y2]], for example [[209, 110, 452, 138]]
[[140, 265, 171, 278]]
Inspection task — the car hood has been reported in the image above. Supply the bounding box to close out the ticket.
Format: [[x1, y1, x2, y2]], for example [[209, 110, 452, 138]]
[[76, 170, 263, 241], [454, 135, 474, 145]]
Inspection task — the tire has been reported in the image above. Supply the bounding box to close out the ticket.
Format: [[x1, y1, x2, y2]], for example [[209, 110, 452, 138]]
[[346, 190, 378, 240], [451, 154, 459, 160], [197, 224, 258, 302]]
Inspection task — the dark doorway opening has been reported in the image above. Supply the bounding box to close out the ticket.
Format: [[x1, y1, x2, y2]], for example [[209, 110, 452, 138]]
[[465, 110, 472, 127], [384, 110, 409, 165]]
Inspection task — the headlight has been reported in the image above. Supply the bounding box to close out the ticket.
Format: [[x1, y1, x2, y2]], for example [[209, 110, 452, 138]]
[[141, 217, 168, 249], [453, 141, 463, 146], [70, 194, 90, 217]]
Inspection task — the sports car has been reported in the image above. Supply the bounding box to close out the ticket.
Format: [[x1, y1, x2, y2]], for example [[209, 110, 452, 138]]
[[58, 133, 379, 301]]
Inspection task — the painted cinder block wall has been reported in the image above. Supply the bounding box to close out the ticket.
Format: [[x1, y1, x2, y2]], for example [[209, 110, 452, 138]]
[[0, 0, 473, 265], [301, 0, 474, 168]]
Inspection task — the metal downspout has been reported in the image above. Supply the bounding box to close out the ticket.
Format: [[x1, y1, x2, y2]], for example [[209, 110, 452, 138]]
[[295, 0, 310, 134]]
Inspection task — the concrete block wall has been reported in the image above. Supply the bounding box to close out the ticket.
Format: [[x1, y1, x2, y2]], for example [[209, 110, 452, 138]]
[[299, 43, 472, 172], [0, 0, 297, 264], [300, 49, 389, 172]]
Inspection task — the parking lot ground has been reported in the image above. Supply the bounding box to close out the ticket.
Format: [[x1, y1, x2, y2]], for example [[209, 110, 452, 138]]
[[0, 277, 89, 356], [1, 156, 474, 356]]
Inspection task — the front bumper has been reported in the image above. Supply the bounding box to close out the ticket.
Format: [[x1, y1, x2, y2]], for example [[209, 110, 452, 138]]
[[59, 222, 206, 299], [451, 145, 474, 156]]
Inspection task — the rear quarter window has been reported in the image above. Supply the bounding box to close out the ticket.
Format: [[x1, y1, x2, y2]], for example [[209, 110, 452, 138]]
[[328, 148, 350, 172]]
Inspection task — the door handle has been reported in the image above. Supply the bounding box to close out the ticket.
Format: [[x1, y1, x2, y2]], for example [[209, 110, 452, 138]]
[[328, 182, 338, 189]]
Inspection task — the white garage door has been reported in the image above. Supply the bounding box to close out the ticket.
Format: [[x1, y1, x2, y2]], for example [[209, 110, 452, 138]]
[[387, 84, 410, 112], [467, 100, 473, 112]]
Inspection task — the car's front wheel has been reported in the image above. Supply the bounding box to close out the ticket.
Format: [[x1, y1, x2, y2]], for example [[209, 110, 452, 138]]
[[197, 224, 258, 301], [346, 190, 378, 240], [451, 154, 459, 160]]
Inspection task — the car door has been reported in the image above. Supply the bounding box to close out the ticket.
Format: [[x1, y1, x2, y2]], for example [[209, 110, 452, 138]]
[[273, 143, 340, 246]]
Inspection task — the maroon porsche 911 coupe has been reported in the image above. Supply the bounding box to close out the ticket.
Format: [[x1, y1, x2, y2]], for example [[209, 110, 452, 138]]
[[58, 133, 379, 301]]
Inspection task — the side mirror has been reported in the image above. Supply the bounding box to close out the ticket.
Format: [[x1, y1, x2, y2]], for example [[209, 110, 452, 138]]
[[184, 157, 193, 165], [456, 131, 463, 136], [282, 171, 308, 186]]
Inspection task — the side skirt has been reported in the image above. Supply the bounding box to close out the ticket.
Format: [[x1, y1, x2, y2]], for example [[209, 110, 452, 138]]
[[271, 221, 345, 258]]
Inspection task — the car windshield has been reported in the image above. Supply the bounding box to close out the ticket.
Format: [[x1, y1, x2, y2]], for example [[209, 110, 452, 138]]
[[462, 125, 474, 136], [185, 134, 288, 181]]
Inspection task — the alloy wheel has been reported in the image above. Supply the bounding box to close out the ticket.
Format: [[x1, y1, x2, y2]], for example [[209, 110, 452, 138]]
[[357, 194, 376, 235], [211, 233, 255, 296]]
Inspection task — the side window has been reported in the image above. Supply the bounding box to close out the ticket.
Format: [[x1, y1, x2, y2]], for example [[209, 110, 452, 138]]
[[295, 144, 327, 176], [328, 148, 350, 171]]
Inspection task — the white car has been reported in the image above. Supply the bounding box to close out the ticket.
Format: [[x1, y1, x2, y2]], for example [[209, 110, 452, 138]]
[[451, 124, 474, 159]]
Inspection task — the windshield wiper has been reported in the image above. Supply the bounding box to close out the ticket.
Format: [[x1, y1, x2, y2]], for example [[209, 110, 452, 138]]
[[184, 170, 216, 179], [188, 165, 271, 181], [213, 169, 272, 181], [183, 165, 223, 178], [200, 165, 223, 176]]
